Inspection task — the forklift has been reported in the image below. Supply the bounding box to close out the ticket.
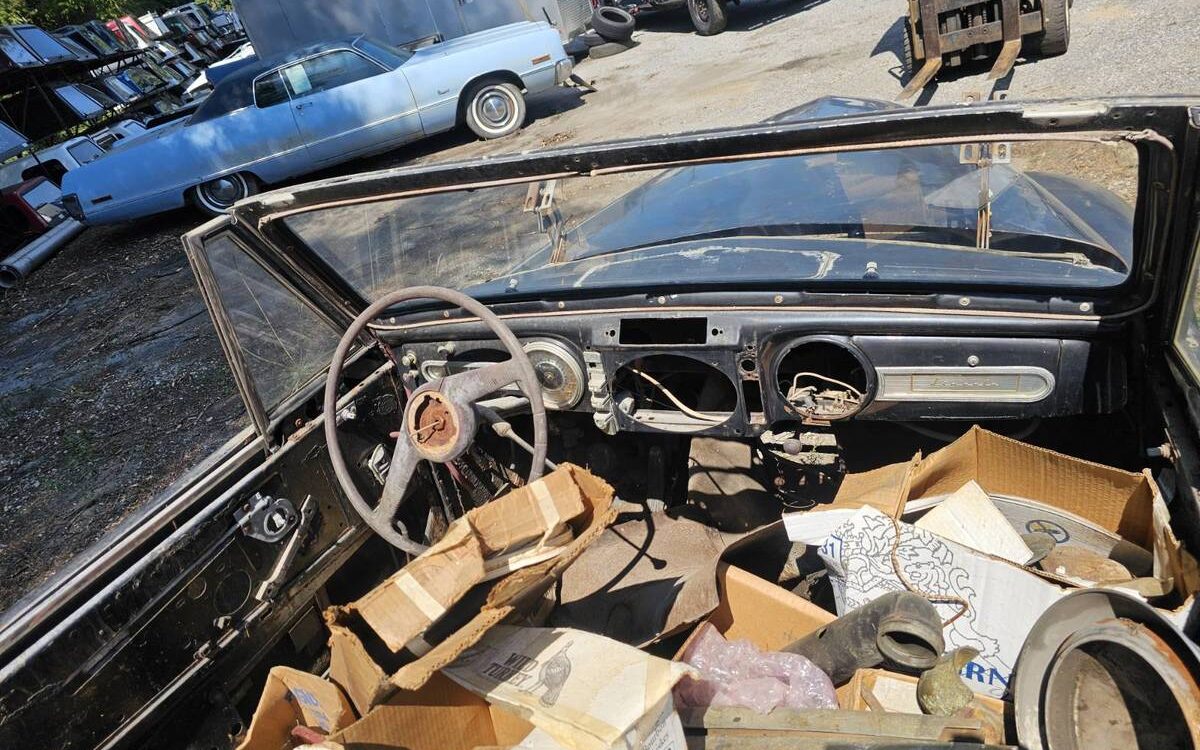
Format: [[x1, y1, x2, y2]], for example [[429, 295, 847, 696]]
[[900, 0, 1071, 99]]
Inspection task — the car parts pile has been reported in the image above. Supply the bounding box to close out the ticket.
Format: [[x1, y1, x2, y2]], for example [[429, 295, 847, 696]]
[[234, 425, 1199, 750]]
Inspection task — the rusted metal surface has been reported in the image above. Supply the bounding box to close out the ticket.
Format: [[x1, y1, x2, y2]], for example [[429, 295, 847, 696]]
[[1015, 588, 1200, 750], [408, 390, 459, 452]]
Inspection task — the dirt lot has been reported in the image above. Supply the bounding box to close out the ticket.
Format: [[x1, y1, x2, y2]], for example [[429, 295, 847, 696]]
[[1, 0, 1198, 611]]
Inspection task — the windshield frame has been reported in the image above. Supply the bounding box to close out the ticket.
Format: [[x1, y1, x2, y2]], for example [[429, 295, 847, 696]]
[[185, 97, 1195, 442]]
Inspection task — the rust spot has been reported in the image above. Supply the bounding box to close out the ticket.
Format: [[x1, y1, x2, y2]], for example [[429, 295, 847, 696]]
[[409, 391, 457, 450]]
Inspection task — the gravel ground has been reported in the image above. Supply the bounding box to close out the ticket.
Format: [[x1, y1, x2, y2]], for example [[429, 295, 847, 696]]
[[1, 0, 1197, 611]]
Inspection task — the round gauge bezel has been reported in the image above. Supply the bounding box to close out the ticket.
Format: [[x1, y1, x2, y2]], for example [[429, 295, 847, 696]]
[[522, 339, 585, 410]]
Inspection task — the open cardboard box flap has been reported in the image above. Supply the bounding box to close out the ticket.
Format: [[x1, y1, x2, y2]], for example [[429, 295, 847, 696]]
[[352, 468, 590, 653], [325, 673, 534, 750], [909, 426, 1199, 596], [236, 667, 356, 750], [328, 464, 616, 714], [674, 563, 836, 660]]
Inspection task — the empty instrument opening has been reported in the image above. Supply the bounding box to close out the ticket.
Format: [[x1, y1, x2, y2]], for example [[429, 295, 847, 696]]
[[777, 339, 870, 420], [612, 354, 737, 432], [619, 317, 709, 345]]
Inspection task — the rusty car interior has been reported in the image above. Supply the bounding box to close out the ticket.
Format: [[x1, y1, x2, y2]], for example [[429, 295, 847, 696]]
[[2, 97, 1200, 749]]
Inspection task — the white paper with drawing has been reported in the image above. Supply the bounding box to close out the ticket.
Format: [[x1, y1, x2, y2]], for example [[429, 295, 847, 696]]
[[444, 625, 690, 750], [818, 506, 1065, 698]]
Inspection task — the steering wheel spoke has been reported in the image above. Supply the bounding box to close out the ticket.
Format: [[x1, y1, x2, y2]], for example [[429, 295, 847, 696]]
[[438, 359, 523, 405], [377, 433, 422, 525]]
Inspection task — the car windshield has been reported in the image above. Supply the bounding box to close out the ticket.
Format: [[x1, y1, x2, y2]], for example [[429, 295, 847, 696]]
[[282, 137, 1139, 304], [14, 26, 74, 62], [67, 139, 104, 164], [0, 31, 39, 66], [353, 37, 413, 67], [55, 84, 116, 117], [22, 179, 61, 208]]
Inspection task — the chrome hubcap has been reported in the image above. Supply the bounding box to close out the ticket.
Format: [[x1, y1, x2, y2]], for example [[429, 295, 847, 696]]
[[204, 177, 242, 206], [478, 90, 512, 128]]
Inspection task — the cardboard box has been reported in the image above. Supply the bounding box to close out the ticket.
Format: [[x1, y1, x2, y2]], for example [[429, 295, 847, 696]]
[[328, 464, 616, 714], [674, 563, 836, 659], [908, 425, 1198, 597], [355, 468, 589, 654], [237, 667, 356, 750], [326, 672, 536, 750]]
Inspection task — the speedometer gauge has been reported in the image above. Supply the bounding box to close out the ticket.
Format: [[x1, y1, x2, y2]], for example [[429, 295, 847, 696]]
[[523, 340, 585, 410]]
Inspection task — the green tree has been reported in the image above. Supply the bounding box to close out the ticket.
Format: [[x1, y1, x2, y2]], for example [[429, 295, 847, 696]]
[[0, 0, 29, 25]]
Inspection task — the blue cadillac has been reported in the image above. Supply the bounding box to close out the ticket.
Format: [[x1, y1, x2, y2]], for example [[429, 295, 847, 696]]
[[62, 23, 572, 223]]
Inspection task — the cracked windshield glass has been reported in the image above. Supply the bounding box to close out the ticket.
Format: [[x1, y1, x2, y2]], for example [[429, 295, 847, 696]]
[[286, 138, 1138, 301]]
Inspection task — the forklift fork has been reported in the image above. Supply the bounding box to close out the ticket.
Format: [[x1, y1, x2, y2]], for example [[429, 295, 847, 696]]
[[989, 0, 1022, 79], [900, 0, 1028, 100]]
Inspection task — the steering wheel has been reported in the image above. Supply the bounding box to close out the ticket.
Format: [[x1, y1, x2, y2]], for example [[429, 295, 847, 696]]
[[323, 286, 548, 554]]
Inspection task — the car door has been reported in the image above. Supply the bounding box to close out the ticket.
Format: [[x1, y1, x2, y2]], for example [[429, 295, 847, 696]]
[[277, 49, 422, 167]]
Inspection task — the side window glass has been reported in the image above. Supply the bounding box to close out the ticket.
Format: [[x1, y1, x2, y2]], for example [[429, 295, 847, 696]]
[[254, 72, 288, 108], [205, 235, 341, 411], [1174, 248, 1200, 383], [288, 51, 381, 98]]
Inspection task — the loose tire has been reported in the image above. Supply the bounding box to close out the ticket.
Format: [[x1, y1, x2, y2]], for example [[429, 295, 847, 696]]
[[588, 40, 636, 59], [591, 7, 635, 42], [192, 173, 257, 217], [1031, 0, 1070, 57], [463, 81, 526, 140], [687, 0, 728, 36]]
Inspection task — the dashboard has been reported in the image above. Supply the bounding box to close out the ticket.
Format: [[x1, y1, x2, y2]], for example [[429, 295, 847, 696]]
[[383, 308, 1127, 436]]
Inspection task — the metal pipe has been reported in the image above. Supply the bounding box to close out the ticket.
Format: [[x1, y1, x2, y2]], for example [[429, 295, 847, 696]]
[[0, 218, 85, 288], [782, 591, 945, 684]]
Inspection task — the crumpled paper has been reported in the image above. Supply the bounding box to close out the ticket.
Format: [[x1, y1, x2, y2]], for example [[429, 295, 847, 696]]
[[674, 623, 838, 713]]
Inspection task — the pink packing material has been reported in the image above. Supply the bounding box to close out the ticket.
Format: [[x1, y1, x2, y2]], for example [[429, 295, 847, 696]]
[[675, 622, 838, 714]]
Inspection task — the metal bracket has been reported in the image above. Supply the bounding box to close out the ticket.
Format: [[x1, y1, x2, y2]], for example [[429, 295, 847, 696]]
[[234, 493, 298, 543], [254, 495, 317, 602]]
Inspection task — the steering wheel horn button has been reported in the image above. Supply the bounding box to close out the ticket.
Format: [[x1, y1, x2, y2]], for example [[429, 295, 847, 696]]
[[405, 388, 472, 462]]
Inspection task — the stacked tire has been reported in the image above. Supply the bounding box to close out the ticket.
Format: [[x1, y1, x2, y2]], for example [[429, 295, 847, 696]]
[[587, 6, 636, 60]]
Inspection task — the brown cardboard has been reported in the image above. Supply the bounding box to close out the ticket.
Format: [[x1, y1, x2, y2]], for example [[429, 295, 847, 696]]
[[326, 672, 535, 750], [328, 463, 616, 710], [826, 454, 920, 517], [354, 467, 589, 654], [674, 563, 836, 659], [551, 513, 747, 646], [909, 426, 1198, 596], [236, 667, 356, 750]]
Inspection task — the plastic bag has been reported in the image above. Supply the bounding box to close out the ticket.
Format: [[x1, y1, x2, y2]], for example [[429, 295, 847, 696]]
[[674, 623, 838, 714]]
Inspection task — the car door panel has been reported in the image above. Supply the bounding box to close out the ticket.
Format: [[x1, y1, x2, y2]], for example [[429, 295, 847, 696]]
[[284, 51, 422, 166]]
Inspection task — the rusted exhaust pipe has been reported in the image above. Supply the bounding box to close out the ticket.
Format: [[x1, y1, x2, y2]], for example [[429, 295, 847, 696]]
[[0, 219, 84, 288]]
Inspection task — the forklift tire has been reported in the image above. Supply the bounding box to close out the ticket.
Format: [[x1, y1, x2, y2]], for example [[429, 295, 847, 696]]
[[901, 20, 918, 77], [1032, 0, 1070, 57], [688, 0, 728, 36]]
